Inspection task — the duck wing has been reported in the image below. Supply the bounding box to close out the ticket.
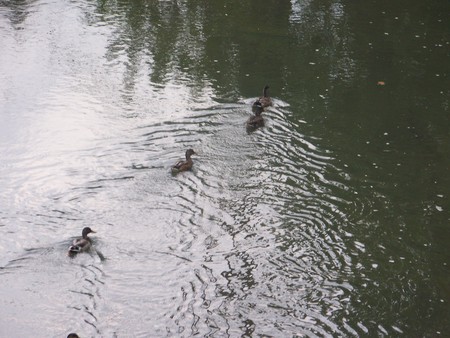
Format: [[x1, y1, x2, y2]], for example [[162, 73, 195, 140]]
[[172, 159, 193, 172], [71, 238, 91, 250], [172, 160, 185, 170], [258, 96, 272, 108]]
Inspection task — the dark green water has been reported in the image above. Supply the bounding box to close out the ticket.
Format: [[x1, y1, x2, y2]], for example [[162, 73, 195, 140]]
[[0, 0, 448, 337]]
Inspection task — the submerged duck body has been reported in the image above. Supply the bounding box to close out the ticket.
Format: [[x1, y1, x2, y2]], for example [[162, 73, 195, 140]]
[[172, 149, 196, 173], [252, 85, 272, 109], [68, 227, 95, 256], [246, 102, 265, 131]]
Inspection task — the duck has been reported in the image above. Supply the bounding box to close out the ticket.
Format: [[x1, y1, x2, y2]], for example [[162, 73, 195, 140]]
[[68, 227, 96, 255], [171, 149, 196, 173], [246, 102, 265, 131], [252, 85, 272, 109]]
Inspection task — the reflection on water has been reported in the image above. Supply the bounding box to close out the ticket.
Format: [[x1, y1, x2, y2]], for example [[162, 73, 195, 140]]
[[0, 0, 449, 337]]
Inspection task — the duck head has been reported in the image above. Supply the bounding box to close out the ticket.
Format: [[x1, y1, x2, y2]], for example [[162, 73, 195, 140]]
[[185, 149, 196, 159], [82, 227, 95, 238]]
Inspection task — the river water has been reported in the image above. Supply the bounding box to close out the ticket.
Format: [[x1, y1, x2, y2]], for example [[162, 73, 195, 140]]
[[0, 0, 449, 337]]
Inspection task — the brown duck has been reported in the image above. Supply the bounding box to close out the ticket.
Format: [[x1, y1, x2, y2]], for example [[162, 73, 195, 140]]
[[68, 227, 96, 256], [246, 102, 265, 131], [252, 85, 272, 109], [172, 149, 196, 173]]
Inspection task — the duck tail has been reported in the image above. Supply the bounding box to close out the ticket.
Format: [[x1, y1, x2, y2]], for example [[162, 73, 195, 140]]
[[68, 245, 81, 253], [263, 85, 269, 97]]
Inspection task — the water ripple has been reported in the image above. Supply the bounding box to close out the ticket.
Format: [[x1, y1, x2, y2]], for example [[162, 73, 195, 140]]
[[0, 90, 374, 336], [151, 101, 372, 336]]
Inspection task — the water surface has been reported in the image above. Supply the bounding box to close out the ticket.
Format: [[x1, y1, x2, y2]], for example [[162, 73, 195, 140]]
[[0, 0, 449, 337]]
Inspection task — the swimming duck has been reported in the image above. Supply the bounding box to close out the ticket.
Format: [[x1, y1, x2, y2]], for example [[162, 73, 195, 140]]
[[246, 102, 265, 130], [172, 149, 196, 173], [68, 227, 96, 255], [252, 85, 272, 109]]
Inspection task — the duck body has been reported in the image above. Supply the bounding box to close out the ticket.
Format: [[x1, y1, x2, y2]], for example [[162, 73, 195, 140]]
[[172, 149, 195, 173], [252, 85, 272, 109], [246, 102, 265, 131], [68, 227, 95, 255]]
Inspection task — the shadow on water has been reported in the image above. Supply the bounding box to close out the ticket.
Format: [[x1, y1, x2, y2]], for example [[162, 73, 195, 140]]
[[1, 0, 39, 28]]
